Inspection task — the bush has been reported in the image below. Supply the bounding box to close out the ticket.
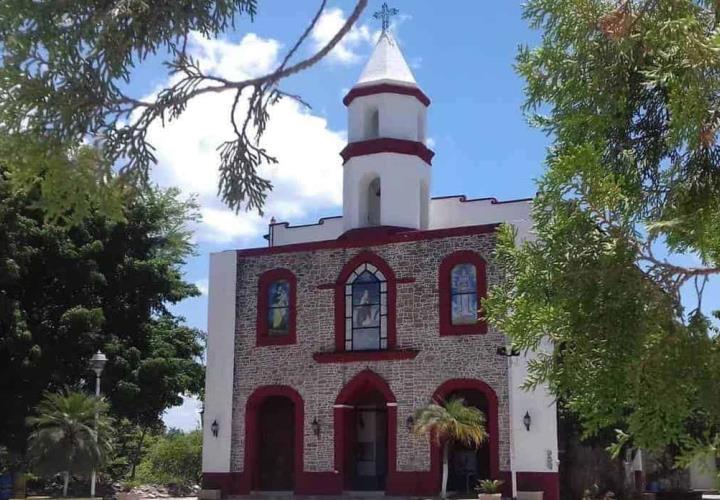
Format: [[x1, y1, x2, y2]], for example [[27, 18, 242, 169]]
[[135, 430, 201, 486]]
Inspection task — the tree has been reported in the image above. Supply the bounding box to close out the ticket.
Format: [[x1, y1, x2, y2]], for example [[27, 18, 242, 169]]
[[412, 397, 487, 498], [0, 0, 367, 219], [0, 160, 204, 468], [135, 430, 202, 487], [26, 391, 113, 497], [485, 0, 720, 468]]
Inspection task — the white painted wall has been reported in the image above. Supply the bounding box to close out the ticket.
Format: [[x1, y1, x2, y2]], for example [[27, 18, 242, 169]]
[[269, 217, 344, 246], [510, 342, 560, 473], [268, 197, 533, 247], [348, 93, 427, 144], [429, 196, 533, 235], [342, 152, 431, 231], [202, 251, 237, 473]]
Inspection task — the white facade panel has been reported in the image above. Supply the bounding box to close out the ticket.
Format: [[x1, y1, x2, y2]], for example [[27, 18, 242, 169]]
[[201, 251, 237, 473]]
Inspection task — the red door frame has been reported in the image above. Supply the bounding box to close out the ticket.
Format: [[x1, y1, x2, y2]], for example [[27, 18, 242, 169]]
[[432, 379, 500, 486], [333, 370, 398, 491], [244, 385, 304, 492]]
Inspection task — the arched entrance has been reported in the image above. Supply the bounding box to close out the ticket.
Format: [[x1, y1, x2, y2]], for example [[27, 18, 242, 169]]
[[433, 379, 499, 494], [244, 386, 304, 492], [334, 370, 397, 492]]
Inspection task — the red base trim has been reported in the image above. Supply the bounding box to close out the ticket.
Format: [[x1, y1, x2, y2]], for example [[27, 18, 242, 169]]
[[499, 471, 559, 500], [313, 349, 419, 363], [340, 138, 435, 165], [343, 83, 431, 107], [201, 472, 246, 496], [296, 471, 343, 495], [386, 471, 437, 496]]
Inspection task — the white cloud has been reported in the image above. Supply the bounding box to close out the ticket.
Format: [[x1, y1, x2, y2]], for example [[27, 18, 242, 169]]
[[194, 279, 209, 296], [163, 395, 202, 432], [145, 32, 346, 244], [311, 8, 378, 64]]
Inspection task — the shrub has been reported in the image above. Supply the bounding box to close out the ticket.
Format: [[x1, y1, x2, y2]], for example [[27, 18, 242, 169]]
[[135, 430, 201, 486]]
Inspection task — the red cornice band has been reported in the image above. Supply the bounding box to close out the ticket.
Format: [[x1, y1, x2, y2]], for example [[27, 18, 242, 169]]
[[340, 138, 435, 165], [343, 83, 431, 107]]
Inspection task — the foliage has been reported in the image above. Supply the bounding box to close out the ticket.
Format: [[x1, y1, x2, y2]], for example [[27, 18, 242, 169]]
[[413, 397, 488, 447], [26, 391, 113, 492], [135, 430, 202, 487], [0, 162, 204, 459], [485, 0, 720, 466], [475, 479, 503, 494], [0, 0, 367, 218], [413, 397, 487, 498]]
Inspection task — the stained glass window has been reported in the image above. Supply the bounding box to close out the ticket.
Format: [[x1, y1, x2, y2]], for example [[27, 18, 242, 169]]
[[267, 280, 290, 336], [345, 263, 387, 351], [450, 263, 478, 326]]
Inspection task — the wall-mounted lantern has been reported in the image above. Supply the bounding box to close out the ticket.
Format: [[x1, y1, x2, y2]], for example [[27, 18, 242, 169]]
[[312, 417, 321, 438], [523, 411, 531, 431], [211, 419, 219, 437], [406, 415, 415, 432]]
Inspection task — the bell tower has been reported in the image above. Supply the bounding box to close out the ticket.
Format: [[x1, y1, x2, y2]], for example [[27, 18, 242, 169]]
[[340, 14, 433, 232]]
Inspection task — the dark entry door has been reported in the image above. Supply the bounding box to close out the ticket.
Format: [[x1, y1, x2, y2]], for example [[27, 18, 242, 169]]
[[350, 408, 388, 490], [258, 397, 295, 491]]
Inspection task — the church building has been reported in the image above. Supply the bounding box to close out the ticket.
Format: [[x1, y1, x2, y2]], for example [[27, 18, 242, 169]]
[[201, 26, 559, 499]]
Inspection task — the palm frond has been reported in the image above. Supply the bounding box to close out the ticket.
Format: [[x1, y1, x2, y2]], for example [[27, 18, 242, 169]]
[[412, 397, 488, 448]]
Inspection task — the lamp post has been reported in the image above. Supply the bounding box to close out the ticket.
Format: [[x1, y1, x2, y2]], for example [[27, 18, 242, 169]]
[[89, 350, 107, 498], [497, 345, 520, 500]]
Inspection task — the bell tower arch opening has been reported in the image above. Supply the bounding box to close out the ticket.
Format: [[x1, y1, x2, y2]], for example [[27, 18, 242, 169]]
[[365, 107, 380, 139]]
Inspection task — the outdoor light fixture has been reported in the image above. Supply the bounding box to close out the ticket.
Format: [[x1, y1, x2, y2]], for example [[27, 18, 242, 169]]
[[406, 415, 415, 432], [523, 411, 531, 431], [312, 417, 321, 438], [211, 419, 219, 437], [496, 345, 520, 357], [89, 350, 107, 499]]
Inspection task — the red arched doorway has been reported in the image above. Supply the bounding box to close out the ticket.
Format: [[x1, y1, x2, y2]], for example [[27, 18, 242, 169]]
[[244, 386, 304, 492], [334, 370, 397, 491], [432, 379, 500, 494]]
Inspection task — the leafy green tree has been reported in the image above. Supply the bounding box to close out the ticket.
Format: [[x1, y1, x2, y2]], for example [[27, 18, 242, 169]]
[[412, 398, 487, 498], [136, 430, 202, 487], [0, 162, 204, 470], [0, 0, 367, 218], [26, 391, 113, 497], [485, 0, 720, 469]]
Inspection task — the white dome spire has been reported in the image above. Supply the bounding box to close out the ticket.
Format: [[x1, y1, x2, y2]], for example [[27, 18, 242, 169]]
[[355, 32, 417, 88]]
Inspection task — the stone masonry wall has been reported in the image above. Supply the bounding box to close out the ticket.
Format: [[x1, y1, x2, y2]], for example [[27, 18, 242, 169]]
[[229, 231, 509, 474]]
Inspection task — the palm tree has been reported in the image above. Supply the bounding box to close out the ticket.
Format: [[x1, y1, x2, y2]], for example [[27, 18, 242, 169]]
[[412, 397, 488, 498], [26, 390, 113, 497]]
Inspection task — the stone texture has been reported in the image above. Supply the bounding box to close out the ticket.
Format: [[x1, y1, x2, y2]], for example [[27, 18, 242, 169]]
[[229, 231, 509, 474]]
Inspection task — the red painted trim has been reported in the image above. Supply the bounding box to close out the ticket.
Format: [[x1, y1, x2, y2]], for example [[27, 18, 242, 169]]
[[340, 138, 435, 165], [244, 385, 304, 493], [313, 349, 418, 364], [296, 472, 342, 495], [516, 472, 560, 500], [438, 251, 488, 336], [432, 194, 533, 205], [256, 268, 297, 346], [201, 472, 245, 496], [334, 252, 397, 352], [432, 379, 500, 483], [338, 225, 415, 241], [334, 370, 398, 491], [237, 223, 499, 257], [343, 83, 431, 107]]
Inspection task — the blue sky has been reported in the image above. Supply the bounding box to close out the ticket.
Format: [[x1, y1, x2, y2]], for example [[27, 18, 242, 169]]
[[140, 2, 717, 429]]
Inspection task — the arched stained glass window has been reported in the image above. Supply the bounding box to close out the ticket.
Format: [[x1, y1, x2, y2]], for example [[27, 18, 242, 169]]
[[345, 263, 388, 351], [450, 264, 478, 325]]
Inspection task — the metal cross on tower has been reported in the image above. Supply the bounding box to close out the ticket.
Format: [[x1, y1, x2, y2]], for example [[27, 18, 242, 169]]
[[373, 2, 399, 34]]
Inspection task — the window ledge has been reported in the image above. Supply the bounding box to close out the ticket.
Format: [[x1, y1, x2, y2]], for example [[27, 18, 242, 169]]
[[312, 349, 419, 364]]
